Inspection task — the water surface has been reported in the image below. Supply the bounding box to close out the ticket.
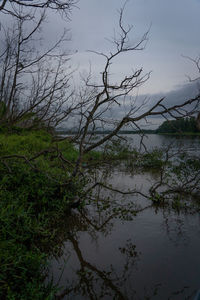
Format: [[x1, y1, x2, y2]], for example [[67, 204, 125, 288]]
[[49, 135, 200, 300]]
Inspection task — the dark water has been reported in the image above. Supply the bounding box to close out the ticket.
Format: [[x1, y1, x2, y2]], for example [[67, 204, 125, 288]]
[[49, 135, 200, 300], [117, 134, 200, 155]]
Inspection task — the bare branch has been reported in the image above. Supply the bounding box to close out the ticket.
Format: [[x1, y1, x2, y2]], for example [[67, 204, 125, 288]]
[[0, 0, 77, 18]]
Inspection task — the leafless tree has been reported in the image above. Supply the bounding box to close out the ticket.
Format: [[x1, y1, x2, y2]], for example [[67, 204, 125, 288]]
[[67, 4, 200, 176], [182, 54, 200, 130], [0, 0, 77, 18], [1, 2, 200, 181], [150, 149, 200, 202], [0, 10, 82, 130]]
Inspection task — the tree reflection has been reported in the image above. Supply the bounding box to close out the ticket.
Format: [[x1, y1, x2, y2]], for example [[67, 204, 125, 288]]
[[51, 164, 199, 299], [53, 196, 143, 300]]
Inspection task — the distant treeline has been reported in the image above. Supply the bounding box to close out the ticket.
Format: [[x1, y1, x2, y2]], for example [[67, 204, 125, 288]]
[[57, 118, 199, 135], [56, 129, 155, 135], [156, 117, 198, 134]]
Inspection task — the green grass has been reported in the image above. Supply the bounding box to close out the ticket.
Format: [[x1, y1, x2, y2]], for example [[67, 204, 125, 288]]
[[0, 129, 82, 299], [0, 129, 78, 159], [1, 129, 190, 299], [1, 131, 165, 298]]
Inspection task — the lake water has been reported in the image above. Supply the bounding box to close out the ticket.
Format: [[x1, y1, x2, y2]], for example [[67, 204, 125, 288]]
[[104, 133, 200, 155], [49, 134, 200, 300]]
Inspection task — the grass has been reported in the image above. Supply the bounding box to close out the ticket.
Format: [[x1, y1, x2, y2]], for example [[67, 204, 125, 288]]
[[2, 130, 165, 298], [2, 129, 194, 299], [0, 129, 82, 299]]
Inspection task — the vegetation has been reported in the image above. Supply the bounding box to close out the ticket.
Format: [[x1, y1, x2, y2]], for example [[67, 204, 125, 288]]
[[0, 130, 138, 299], [156, 116, 199, 134], [0, 1, 200, 299], [0, 129, 84, 299], [1, 126, 200, 298]]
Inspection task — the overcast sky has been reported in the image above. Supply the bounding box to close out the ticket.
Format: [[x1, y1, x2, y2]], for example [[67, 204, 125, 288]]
[[1, 0, 200, 128], [38, 0, 200, 128], [3, 0, 200, 97], [63, 0, 200, 96]]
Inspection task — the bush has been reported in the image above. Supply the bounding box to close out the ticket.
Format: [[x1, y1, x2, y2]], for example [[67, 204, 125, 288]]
[[0, 130, 81, 299]]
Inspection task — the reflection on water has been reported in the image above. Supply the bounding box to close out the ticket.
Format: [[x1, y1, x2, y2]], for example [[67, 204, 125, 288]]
[[121, 134, 200, 155], [49, 135, 200, 300], [62, 133, 200, 155]]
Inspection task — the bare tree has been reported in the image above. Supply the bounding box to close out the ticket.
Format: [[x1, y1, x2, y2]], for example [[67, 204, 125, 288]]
[[182, 55, 200, 130], [149, 149, 200, 202], [1, 2, 199, 180], [0, 0, 77, 17], [67, 5, 200, 176], [0, 10, 81, 130]]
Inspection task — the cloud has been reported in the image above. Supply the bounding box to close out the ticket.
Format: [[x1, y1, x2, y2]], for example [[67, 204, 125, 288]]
[[100, 81, 200, 129], [156, 81, 198, 105], [69, 0, 200, 95]]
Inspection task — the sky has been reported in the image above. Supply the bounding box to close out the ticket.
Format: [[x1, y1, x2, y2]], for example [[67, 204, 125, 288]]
[[41, 0, 200, 128], [2, 0, 200, 96], [64, 0, 200, 97], [1, 0, 200, 128]]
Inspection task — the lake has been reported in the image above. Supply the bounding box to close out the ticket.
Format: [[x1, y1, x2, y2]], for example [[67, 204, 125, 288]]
[[49, 134, 200, 300]]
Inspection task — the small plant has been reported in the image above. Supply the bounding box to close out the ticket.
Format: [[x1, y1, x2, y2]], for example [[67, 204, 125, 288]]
[[0, 130, 82, 299], [150, 192, 164, 204], [140, 149, 164, 169]]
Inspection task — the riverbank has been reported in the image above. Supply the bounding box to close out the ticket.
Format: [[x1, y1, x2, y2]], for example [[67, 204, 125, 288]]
[[1, 129, 200, 299], [56, 130, 200, 136], [0, 129, 83, 299], [0, 129, 138, 298], [0, 129, 160, 298], [157, 132, 200, 136]]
